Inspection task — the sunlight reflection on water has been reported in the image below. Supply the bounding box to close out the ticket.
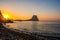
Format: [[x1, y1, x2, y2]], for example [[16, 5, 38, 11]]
[[6, 21, 60, 33]]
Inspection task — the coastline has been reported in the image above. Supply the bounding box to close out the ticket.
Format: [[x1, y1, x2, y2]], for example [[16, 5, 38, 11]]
[[0, 25, 60, 40]]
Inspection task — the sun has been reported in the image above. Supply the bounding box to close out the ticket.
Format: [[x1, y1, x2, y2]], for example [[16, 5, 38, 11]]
[[4, 15, 8, 19]]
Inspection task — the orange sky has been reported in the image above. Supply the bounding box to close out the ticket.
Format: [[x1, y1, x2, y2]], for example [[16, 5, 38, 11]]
[[1, 10, 60, 21], [0, 0, 60, 21]]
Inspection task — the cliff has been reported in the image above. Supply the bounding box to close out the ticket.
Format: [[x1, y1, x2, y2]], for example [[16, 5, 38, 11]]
[[28, 15, 39, 21], [15, 15, 39, 21]]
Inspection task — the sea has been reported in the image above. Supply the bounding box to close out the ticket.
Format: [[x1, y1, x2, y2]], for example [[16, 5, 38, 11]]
[[6, 21, 60, 33]]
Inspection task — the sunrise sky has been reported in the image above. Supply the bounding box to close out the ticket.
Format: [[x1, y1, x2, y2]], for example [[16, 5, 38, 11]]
[[0, 0, 60, 20]]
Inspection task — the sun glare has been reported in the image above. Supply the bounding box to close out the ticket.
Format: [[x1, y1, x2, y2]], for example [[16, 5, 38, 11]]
[[4, 15, 8, 19]]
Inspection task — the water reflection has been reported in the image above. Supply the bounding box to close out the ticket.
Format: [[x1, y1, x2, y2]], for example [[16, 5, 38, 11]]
[[6, 21, 60, 33], [32, 21, 38, 31]]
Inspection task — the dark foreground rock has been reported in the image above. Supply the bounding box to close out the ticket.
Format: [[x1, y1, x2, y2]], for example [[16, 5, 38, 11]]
[[0, 25, 34, 40], [0, 25, 60, 40]]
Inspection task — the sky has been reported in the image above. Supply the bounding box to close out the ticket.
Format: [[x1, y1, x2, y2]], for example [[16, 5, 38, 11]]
[[0, 0, 60, 20]]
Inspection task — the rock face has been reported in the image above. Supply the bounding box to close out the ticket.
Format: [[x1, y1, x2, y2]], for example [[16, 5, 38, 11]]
[[28, 15, 39, 21], [0, 10, 4, 23]]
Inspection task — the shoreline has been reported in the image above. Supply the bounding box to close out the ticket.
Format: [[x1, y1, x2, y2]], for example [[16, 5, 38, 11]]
[[0, 25, 60, 40]]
